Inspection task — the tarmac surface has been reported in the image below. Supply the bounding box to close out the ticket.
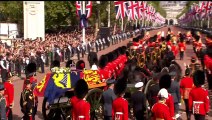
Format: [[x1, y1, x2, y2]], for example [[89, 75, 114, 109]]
[[10, 26, 212, 120]]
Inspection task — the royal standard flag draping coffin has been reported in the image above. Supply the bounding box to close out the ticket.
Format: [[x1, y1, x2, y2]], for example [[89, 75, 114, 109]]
[[34, 72, 81, 104], [83, 70, 101, 87]]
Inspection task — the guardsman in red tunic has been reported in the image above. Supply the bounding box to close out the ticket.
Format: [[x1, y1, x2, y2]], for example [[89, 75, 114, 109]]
[[189, 70, 210, 120], [171, 41, 179, 58], [72, 79, 90, 120], [178, 37, 186, 60], [159, 74, 175, 119], [180, 68, 193, 120], [23, 63, 37, 90], [4, 75, 14, 120], [151, 88, 172, 120], [99, 55, 110, 81], [112, 77, 128, 120], [204, 33, 212, 89], [70, 96, 79, 120]]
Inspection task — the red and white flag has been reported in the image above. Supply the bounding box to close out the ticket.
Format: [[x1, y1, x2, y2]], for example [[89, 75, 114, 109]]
[[114, 1, 128, 19]]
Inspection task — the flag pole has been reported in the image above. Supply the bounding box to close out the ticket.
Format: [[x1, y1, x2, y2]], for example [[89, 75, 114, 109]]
[[108, 1, 111, 27], [82, 1, 86, 44], [121, 18, 124, 31]]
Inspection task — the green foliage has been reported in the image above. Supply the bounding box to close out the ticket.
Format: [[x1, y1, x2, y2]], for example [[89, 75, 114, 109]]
[[148, 1, 167, 18], [176, 1, 199, 19]]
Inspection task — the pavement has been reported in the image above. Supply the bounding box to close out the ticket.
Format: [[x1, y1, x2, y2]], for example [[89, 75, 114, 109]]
[[10, 26, 212, 120]]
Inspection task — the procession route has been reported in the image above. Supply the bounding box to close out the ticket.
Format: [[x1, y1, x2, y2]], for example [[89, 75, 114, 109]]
[[11, 26, 211, 120]]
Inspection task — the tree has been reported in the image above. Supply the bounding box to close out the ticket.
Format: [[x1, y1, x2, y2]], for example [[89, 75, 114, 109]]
[[176, 1, 199, 19]]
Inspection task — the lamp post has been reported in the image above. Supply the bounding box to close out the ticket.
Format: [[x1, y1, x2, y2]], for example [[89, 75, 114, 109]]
[[82, 1, 86, 44]]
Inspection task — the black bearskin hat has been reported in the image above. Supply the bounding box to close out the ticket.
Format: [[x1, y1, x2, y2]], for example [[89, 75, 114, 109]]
[[185, 68, 191, 76], [166, 34, 171, 41], [107, 52, 114, 62], [76, 60, 85, 70], [121, 46, 127, 54], [74, 79, 88, 99], [66, 60, 74, 68], [114, 77, 127, 96], [133, 37, 139, 42], [26, 62, 36, 74], [159, 74, 172, 89], [195, 35, 200, 42], [193, 70, 205, 87], [112, 50, 118, 60], [51, 60, 60, 68], [206, 33, 212, 48], [99, 55, 108, 69]]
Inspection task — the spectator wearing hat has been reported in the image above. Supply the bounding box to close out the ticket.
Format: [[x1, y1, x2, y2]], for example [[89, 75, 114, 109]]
[[112, 78, 128, 120], [151, 88, 172, 120], [180, 68, 193, 120], [189, 70, 210, 120], [0, 83, 6, 120], [0, 54, 9, 83], [102, 79, 116, 120], [20, 80, 36, 120], [168, 71, 181, 119], [4, 74, 14, 120], [72, 79, 90, 120], [131, 82, 146, 120]]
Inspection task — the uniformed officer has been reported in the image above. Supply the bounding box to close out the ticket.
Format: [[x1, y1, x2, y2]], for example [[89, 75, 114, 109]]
[[178, 37, 186, 60], [159, 74, 175, 119], [102, 38, 106, 50], [0, 83, 6, 120], [189, 70, 210, 120], [20, 80, 36, 120], [76, 45, 81, 60], [40, 53, 45, 73], [131, 82, 146, 120], [95, 40, 99, 53], [102, 79, 117, 120], [72, 79, 90, 120], [168, 71, 181, 119], [87, 48, 98, 68], [151, 88, 172, 120], [24, 63, 37, 90], [4, 74, 14, 120], [98, 39, 102, 51], [112, 77, 128, 120], [180, 68, 193, 120], [0, 55, 9, 83]]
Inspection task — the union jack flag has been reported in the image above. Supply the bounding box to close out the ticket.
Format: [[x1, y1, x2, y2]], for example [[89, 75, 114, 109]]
[[114, 1, 128, 19], [127, 1, 138, 20], [76, 1, 92, 19], [76, 1, 92, 28], [146, 5, 151, 21]]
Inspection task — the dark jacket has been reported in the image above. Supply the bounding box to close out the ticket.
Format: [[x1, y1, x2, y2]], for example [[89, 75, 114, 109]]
[[102, 88, 116, 116], [168, 81, 181, 104]]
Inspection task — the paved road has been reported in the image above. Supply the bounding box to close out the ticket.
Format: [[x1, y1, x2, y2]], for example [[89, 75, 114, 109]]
[[11, 26, 211, 120]]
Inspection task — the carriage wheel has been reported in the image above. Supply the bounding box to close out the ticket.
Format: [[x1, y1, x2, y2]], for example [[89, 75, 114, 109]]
[[42, 97, 71, 120], [85, 88, 103, 120]]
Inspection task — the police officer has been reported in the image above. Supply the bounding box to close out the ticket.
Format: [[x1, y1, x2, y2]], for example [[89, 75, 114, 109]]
[[131, 82, 146, 120], [40, 53, 45, 73], [20, 80, 36, 120], [98, 39, 102, 51], [102, 79, 116, 120], [76, 45, 81, 60], [0, 83, 6, 120], [4, 74, 14, 120], [95, 40, 99, 53]]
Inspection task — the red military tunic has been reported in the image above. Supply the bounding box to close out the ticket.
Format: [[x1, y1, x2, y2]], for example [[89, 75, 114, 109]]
[[178, 42, 186, 52], [204, 55, 212, 72], [167, 41, 172, 47], [133, 42, 139, 47], [4, 80, 14, 107], [98, 68, 109, 82], [73, 99, 90, 120], [196, 42, 202, 52], [157, 94, 175, 118], [151, 101, 172, 120], [180, 76, 193, 99], [112, 97, 128, 120], [70, 96, 79, 120], [171, 45, 178, 57], [189, 87, 210, 115]]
